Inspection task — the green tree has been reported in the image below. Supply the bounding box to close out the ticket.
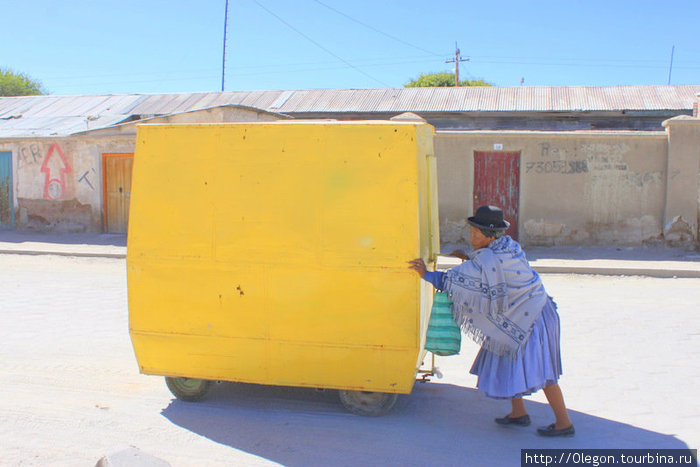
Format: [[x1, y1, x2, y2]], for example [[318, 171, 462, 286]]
[[405, 72, 492, 88], [0, 68, 46, 96]]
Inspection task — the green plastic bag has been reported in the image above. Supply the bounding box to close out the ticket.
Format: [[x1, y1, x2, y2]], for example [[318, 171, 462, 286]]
[[425, 291, 461, 356]]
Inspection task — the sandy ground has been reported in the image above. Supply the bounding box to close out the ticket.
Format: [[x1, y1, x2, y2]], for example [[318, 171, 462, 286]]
[[0, 254, 698, 466]]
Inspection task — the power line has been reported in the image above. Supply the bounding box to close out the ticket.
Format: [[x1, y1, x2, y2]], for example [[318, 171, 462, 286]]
[[470, 54, 700, 67], [311, 0, 442, 57], [37, 56, 700, 88], [473, 59, 697, 70], [37, 50, 700, 90], [445, 42, 469, 85], [34, 54, 438, 87], [226, 57, 438, 78], [250, 0, 390, 87], [472, 54, 678, 64]]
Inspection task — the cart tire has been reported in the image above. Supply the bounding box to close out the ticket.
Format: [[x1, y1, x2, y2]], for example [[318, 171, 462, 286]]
[[165, 377, 212, 402], [338, 390, 398, 417]]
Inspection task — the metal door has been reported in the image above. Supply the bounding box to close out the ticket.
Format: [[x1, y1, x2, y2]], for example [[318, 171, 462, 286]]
[[473, 151, 520, 240], [0, 151, 14, 229], [103, 153, 133, 233]]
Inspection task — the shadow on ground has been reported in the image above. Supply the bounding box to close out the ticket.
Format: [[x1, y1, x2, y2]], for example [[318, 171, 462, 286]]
[[161, 381, 690, 467]]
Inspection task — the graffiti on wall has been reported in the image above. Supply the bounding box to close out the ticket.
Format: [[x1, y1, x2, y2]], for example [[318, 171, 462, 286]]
[[78, 169, 97, 190], [17, 141, 98, 200], [532, 143, 589, 175], [591, 172, 663, 188], [584, 147, 629, 171], [40, 143, 72, 200], [18, 143, 43, 169], [526, 160, 589, 174], [530, 142, 663, 186]]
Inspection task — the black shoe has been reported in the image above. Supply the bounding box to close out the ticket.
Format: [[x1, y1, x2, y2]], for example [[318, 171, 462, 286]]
[[537, 423, 575, 437], [494, 414, 531, 426]]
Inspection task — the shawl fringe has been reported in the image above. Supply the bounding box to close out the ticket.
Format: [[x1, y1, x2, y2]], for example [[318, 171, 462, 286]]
[[450, 286, 520, 358], [444, 236, 545, 359]]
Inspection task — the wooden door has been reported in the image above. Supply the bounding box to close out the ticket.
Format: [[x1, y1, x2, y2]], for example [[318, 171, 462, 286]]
[[103, 153, 134, 233], [473, 151, 520, 240], [0, 151, 14, 229]]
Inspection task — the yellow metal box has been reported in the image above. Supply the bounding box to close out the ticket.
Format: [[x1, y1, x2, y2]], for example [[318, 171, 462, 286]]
[[127, 121, 439, 404]]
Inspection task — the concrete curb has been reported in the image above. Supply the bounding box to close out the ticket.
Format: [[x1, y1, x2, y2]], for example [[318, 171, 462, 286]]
[[0, 249, 126, 259]]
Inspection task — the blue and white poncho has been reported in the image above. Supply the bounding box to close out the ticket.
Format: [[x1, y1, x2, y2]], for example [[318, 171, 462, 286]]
[[425, 236, 547, 358]]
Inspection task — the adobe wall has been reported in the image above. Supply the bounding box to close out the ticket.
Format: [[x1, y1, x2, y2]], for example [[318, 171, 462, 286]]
[[435, 130, 674, 247], [2, 116, 698, 248], [0, 135, 135, 232], [662, 116, 700, 245]]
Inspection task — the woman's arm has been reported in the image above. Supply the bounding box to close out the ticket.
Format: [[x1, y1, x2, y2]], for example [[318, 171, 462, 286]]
[[408, 259, 446, 290], [424, 270, 446, 290], [448, 249, 469, 261]]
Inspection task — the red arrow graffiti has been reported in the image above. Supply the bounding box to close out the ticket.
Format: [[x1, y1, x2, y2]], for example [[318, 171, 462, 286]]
[[41, 143, 72, 200]]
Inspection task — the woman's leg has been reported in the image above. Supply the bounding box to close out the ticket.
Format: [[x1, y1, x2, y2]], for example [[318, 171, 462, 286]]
[[495, 397, 530, 425], [542, 383, 572, 428], [510, 397, 528, 417]]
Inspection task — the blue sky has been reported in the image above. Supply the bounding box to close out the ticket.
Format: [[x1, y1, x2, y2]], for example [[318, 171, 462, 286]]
[[2, 0, 698, 95]]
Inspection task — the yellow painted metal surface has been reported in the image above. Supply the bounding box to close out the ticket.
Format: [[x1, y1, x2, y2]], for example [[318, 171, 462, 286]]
[[127, 121, 439, 394]]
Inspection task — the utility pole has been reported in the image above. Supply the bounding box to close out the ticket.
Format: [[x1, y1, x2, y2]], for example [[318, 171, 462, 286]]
[[667, 45, 675, 85], [445, 42, 469, 86], [221, 0, 230, 92]]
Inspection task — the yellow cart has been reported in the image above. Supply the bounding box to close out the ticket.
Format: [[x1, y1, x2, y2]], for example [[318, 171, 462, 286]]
[[127, 121, 439, 416]]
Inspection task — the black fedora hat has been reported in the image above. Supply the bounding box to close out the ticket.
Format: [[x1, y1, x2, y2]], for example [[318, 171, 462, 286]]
[[468, 205, 510, 231]]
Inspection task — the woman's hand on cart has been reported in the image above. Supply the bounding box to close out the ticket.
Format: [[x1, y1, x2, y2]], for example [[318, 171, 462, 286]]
[[408, 258, 427, 278]]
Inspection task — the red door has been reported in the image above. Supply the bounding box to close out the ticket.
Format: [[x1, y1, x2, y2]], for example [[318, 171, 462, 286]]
[[473, 151, 520, 240]]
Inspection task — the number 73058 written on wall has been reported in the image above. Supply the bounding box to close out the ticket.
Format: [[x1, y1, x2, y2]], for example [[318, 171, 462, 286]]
[[525, 160, 589, 174]]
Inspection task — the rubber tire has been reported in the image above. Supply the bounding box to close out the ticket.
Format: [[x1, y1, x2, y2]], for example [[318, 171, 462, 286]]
[[165, 377, 212, 402], [338, 390, 399, 417]]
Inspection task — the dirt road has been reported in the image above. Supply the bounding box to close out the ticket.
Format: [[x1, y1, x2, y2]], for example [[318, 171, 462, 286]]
[[1, 254, 697, 466]]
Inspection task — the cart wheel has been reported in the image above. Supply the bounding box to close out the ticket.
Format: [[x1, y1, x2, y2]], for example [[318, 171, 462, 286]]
[[165, 377, 212, 402], [338, 390, 398, 417]]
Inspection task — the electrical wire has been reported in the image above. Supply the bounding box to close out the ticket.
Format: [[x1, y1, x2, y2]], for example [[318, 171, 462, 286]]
[[311, 0, 443, 57], [249, 0, 391, 87], [473, 59, 699, 70], [38, 53, 700, 89]]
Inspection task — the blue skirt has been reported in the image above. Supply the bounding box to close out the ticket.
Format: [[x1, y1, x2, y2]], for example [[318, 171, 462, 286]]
[[469, 296, 563, 400]]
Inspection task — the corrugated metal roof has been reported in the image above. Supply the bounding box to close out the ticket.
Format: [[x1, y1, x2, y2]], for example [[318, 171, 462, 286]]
[[0, 85, 698, 137], [277, 84, 700, 113], [0, 115, 129, 138]]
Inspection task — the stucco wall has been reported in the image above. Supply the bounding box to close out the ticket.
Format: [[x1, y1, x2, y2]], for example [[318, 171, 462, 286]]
[[691, 95, 699, 247], [662, 116, 700, 244], [0, 135, 135, 232], [435, 130, 670, 246]]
